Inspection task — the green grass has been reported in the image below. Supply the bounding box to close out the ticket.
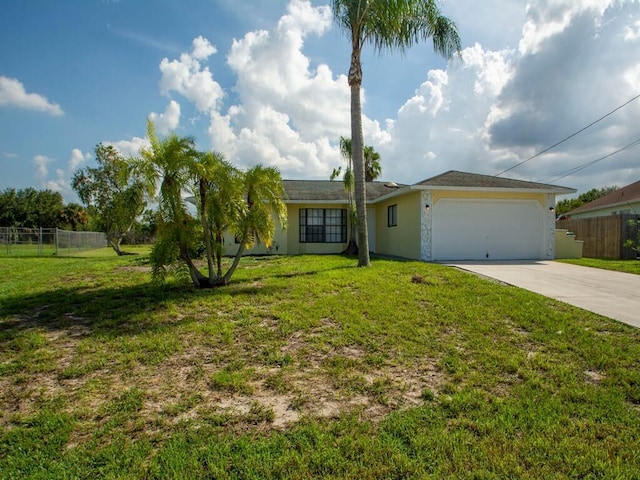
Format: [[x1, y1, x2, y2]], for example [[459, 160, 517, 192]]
[[1, 253, 639, 478], [558, 257, 640, 275]]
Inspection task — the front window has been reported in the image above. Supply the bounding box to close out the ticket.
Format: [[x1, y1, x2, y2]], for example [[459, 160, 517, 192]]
[[299, 208, 347, 243], [388, 204, 398, 227]]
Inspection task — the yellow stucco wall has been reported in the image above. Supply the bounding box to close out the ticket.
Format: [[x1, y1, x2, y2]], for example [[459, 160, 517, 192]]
[[375, 192, 422, 259], [555, 229, 583, 258], [219, 190, 552, 259], [222, 218, 288, 256], [221, 203, 350, 256], [285, 203, 350, 255], [431, 190, 548, 206]]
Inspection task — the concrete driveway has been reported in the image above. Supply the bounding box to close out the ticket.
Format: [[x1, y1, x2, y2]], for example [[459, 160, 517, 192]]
[[446, 261, 640, 329]]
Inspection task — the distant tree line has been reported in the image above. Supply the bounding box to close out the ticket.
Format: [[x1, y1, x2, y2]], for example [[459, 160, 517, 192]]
[[0, 186, 157, 245], [555, 186, 619, 216], [0, 188, 89, 230]]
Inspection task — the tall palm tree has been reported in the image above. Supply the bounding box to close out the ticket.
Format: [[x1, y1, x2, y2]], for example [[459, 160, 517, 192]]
[[331, 0, 461, 266]]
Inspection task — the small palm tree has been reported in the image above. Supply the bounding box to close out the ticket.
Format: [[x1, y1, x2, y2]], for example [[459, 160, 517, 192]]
[[364, 145, 382, 182], [192, 151, 242, 279], [224, 165, 288, 284], [331, 0, 461, 266], [134, 121, 202, 284], [134, 121, 287, 288], [331, 136, 357, 254]]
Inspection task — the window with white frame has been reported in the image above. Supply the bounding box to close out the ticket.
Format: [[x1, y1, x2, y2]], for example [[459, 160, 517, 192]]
[[299, 208, 347, 243]]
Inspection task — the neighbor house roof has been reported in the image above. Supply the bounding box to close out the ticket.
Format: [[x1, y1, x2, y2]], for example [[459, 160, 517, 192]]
[[414, 170, 575, 193], [568, 179, 640, 215], [282, 180, 406, 203]]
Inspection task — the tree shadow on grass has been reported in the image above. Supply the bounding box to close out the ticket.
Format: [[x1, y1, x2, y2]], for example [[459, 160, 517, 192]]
[[0, 280, 287, 341]]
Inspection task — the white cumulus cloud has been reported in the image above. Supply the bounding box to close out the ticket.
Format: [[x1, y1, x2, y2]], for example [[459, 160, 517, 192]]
[[149, 100, 181, 134], [68, 148, 91, 172], [33, 149, 92, 199], [107, 137, 151, 157], [159, 36, 224, 112], [203, 0, 347, 178], [146, 0, 640, 196], [33, 155, 54, 180], [0, 76, 64, 116]]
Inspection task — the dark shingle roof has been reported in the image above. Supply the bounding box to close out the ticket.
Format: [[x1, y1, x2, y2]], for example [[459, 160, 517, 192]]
[[568, 180, 640, 214], [415, 170, 573, 190], [282, 180, 405, 202], [281, 171, 574, 203]]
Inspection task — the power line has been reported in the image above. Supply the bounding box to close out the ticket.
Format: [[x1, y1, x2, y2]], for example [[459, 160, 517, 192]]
[[495, 92, 640, 176], [537, 136, 640, 184]]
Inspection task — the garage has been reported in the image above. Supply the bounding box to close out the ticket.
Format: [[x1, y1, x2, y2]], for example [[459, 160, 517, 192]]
[[431, 198, 545, 261]]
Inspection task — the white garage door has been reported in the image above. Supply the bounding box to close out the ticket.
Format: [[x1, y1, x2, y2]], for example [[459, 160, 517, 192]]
[[431, 199, 544, 261]]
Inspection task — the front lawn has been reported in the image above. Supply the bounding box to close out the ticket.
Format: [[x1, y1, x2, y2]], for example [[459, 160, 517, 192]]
[[1, 253, 639, 478], [558, 257, 640, 275]]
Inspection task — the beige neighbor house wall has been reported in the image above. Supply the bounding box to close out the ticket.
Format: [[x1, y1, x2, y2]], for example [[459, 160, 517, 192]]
[[221, 216, 288, 256], [375, 192, 422, 260], [569, 201, 640, 219]]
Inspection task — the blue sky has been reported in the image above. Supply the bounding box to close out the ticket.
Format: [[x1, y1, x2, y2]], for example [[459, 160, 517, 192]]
[[1, 0, 639, 203]]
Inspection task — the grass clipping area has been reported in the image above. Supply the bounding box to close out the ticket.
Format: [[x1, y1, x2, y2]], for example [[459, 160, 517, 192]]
[[1, 253, 639, 478]]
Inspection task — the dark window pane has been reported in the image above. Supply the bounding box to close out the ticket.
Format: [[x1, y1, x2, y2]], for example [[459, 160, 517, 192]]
[[299, 208, 347, 243]]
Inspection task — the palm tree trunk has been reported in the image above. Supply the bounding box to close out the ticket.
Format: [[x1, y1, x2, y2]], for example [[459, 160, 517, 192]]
[[222, 227, 248, 285], [215, 234, 224, 278], [198, 180, 216, 283], [180, 246, 208, 287], [349, 48, 370, 267], [342, 183, 358, 255]]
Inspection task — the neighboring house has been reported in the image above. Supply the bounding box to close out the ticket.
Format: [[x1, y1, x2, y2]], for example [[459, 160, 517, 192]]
[[222, 170, 575, 261], [566, 179, 640, 219]]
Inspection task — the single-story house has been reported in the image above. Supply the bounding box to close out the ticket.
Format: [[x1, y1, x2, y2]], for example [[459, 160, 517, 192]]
[[223, 170, 576, 261], [566, 179, 640, 219]]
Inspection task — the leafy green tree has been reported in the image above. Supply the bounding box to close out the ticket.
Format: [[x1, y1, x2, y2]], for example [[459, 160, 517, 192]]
[[135, 121, 287, 288], [34, 190, 65, 227], [0, 188, 18, 227], [59, 203, 89, 231], [72, 143, 147, 255], [624, 218, 639, 257], [556, 186, 619, 215], [331, 0, 460, 266], [137, 209, 159, 243]]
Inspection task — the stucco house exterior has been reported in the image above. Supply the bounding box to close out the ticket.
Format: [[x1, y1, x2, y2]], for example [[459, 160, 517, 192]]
[[566, 179, 640, 219], [222, 170, 575, 261]]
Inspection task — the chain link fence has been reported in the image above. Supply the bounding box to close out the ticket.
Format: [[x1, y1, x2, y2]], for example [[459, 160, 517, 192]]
[[0, 227, 108, 256]]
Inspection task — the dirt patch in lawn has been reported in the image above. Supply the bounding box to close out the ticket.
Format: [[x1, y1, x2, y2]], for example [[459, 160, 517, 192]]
[[0, 318, 446, 434]]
